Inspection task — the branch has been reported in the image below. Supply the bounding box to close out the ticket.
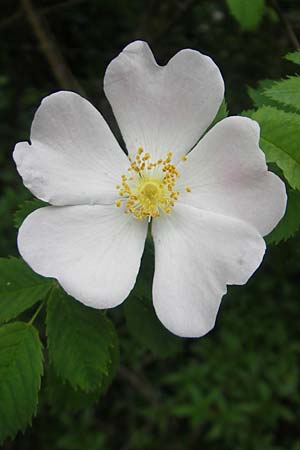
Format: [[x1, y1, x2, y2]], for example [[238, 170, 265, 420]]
[[118, 366, 161, 407], [0, 0, 87, 32], [20, 0, 86, 95], [270, 0, 300, 50]]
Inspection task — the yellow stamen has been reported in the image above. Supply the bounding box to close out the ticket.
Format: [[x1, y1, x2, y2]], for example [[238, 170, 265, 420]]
[[115, 148, 186, 220]]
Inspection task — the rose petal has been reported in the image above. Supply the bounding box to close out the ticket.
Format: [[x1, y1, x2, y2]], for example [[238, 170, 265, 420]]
[[18, 205, 147, 308], [177, 116, 287, 236], [14, 91, 129, 206], [104, 40, 224, 162], [152, 204, 265, 338]]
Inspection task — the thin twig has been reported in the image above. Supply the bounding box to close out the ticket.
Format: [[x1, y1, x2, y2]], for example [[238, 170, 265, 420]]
[[0, 0, 88, 32], [118, 366, 161, 407], [270, 0, 300, 50], [20, 0, 86, 95]]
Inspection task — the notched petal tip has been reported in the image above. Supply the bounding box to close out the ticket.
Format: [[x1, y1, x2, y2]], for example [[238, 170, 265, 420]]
[[13, 141, 29, 166], [104, 40, 225, 162]]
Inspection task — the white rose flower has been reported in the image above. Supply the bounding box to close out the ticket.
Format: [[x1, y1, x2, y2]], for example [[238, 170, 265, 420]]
[[13, 41, 287, 338]]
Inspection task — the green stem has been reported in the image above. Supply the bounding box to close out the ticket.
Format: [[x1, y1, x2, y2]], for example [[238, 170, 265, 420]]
[[28, 299, 45, 326]]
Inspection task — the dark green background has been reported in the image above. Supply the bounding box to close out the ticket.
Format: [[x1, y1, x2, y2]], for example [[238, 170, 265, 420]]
[[0, 0, 300, 449]]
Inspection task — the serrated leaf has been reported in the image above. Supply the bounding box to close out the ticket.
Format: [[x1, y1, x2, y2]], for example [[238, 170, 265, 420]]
[[266, 190, 300, 244], [46, 341, 119, 414], [14, 199, 47, 229], [124, 296, 182, 358], [247, 79, 277, 108], [0, 322, 43, 444], [251, 106, 300, 189], [226, 0, 265, 31], [45, 367, 107, 414], [264, 76, 300, 112], [0, 257, 53, 323], [285, 50, 300, 65], [46, 288, 119, 391]]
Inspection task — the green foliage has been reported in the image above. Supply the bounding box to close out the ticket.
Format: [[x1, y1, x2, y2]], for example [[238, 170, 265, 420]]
[[264, 76, 300, 113], [247, 79, 277, 108], [226, 0, 265, 30], [0, 322, 43, 444], [162, 285, 300, 450], [14, 199, 48, 229], [285, 50, 300, 65], [0, 186, 28, 256], [251, 106, 300, 189], [124, 295, 182, 358], [46, 287, 119, 391], [45, 369, 107, 414], [266, 190, 300, 244], [0, 257, 53, 323]]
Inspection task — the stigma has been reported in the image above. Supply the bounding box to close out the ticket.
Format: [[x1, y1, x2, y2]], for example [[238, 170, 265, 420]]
[[115, 147, 190, 221]]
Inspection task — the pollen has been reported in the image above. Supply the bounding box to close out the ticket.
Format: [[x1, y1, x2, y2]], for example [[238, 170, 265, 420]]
[[115, 147, 191, 221]]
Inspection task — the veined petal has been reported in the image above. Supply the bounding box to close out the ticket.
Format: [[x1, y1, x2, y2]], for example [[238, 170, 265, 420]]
[[17, 205, 147, 308], [177, 116, 287, 236], [104, 40, 224, 163], [152, 204, 265, 338], [14, 91, 129, 206]]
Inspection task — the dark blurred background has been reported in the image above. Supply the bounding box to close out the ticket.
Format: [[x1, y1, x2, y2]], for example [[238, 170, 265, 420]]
[[1, 1, 300, 449]]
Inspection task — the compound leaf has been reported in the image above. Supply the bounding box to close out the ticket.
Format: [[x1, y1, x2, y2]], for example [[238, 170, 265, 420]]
[[264, 76, 300, 113], [251, 106, 300, 189], [0, 257, 53, 324], [46, 288, 119, 391], [0, 322, 43, 444], [266, 190, 300, 244], [226, 0, 265, 31]]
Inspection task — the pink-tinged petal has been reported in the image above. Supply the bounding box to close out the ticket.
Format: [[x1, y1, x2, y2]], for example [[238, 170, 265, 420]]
[[177, 116, 287, 236], [18, 205, 147, 308], [104, 40, 224, 162], [14, 91, 129, 206], [152, 204, 265, 338]]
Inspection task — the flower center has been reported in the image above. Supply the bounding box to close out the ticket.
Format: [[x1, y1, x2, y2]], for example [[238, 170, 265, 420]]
[[142, 182, 159, 199], [115, 147, 191, 221]]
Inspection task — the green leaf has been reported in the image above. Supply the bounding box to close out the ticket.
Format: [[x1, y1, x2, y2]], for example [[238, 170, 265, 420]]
[[46, 288, 119, 391], [226, 0, 265, 31], [0, 322, 43, 444], [0, 257, 53, 324], [264, 76, 300, 113], [251, 106, 300, 189], [285, 50, 300, 65], [45, 367, 110, 414], [247, 79, 277, 108], [124, 295, 182, 358], [14, 199, 47, 228], [266, 190, 300, 244]]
